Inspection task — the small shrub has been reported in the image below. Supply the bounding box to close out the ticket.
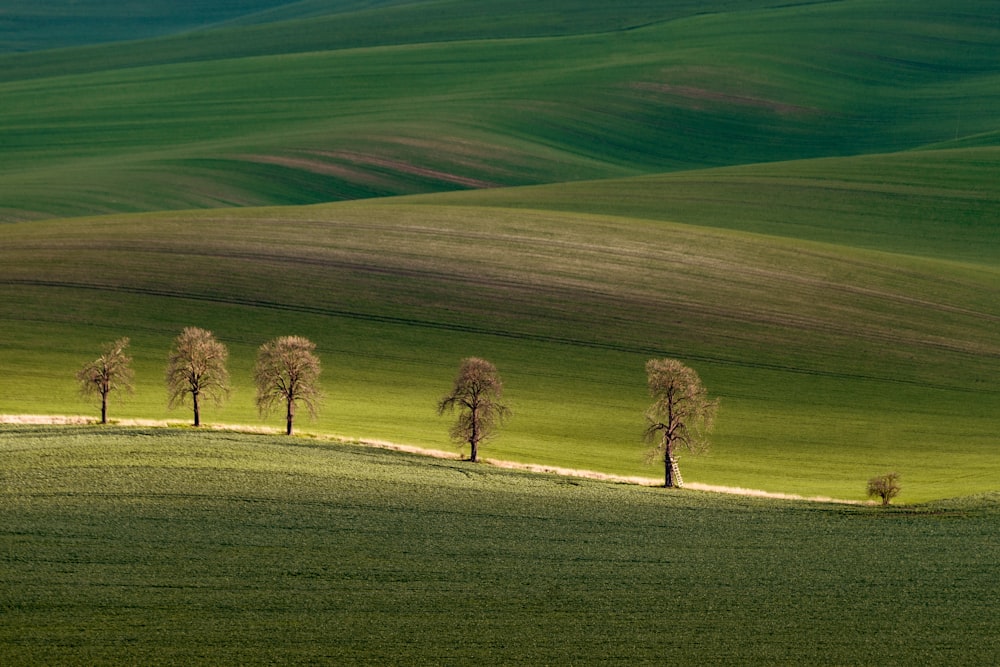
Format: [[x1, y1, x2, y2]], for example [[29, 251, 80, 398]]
[[867, 472, 901, 506]]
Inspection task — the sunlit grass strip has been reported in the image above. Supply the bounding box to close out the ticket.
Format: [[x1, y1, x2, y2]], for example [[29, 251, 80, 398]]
[[1, 190, 997, 500]]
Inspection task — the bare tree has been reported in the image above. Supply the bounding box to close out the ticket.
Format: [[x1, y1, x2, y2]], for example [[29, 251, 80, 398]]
[[76, 337, 134, 424], [165, 327, 230, 427], [437, 357, 510, 462], [867, 472, 901, 506], [253, 336, 322, 435], [644, 358, 718, 488]]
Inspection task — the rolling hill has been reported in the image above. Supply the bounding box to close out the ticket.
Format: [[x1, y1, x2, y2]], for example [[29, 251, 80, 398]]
[[2, 0, 999, 220], [2, 159, 997, 499]]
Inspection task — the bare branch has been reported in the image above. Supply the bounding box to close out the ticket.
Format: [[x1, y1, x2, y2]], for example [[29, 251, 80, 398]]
[[76, 337, 134, 424], [438, 357, 510, 462]]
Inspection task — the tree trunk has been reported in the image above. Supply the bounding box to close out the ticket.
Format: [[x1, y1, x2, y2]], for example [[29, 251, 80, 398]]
[[286, 398, 294, 436], [663, 440, 674, 488], [193, 391, 201, 427], [100, 391, 108, 425], [469, 405, 479, 462]]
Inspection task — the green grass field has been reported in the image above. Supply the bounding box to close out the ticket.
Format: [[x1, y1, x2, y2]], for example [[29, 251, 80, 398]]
[[1, 1, 999, 662], [2, 427, 998, 664]]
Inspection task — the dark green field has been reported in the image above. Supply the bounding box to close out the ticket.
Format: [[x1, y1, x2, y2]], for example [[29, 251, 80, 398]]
[[2, 427, 998, 664]]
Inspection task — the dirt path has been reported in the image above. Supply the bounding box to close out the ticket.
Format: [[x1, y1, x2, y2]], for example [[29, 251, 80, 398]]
[[1, 414, 864, 504]]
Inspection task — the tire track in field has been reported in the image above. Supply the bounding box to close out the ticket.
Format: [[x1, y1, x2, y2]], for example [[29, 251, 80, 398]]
[[2, 278, 996, 394]]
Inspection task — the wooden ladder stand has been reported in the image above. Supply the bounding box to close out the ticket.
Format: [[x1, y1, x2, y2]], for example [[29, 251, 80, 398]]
[[670, 456, 684, 488]]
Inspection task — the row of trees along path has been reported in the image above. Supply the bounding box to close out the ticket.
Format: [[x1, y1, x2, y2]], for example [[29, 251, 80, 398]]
[[79, 328, 320, 436], [79, 329, 719, 486]]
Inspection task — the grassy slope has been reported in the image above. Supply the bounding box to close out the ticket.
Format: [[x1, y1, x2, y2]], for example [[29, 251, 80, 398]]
[[2, 427, 998, 664], [2, 0, 1000, 220], [416, 147, 1000, 265], [1, 152, 997, 501]]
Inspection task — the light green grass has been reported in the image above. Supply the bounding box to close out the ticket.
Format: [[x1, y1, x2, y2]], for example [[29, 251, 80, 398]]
[[1, 186, 997, 501], [1, 427, 998, 664]]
